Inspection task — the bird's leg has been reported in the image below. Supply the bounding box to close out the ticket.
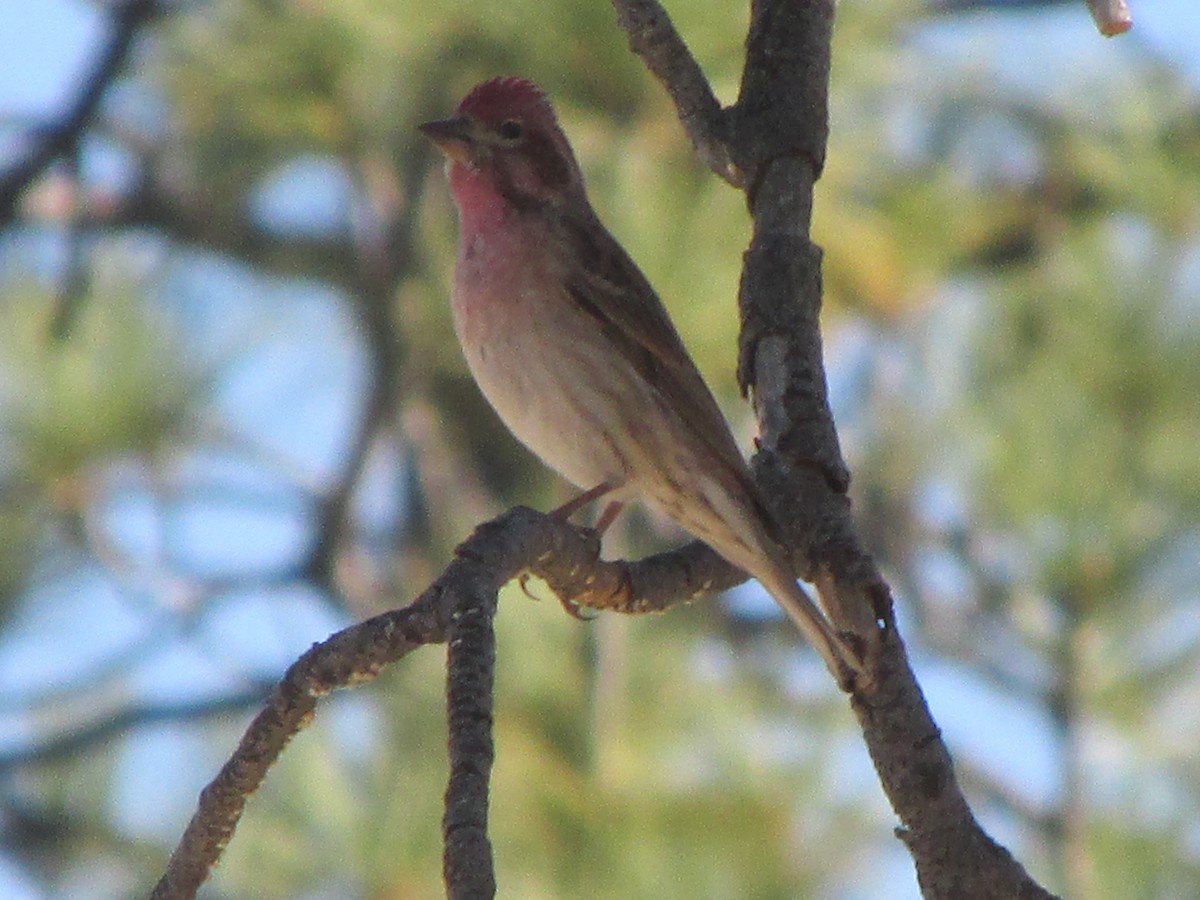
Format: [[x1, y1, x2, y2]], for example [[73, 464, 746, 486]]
[[539, 482, 620, 620], [548, 480, 617, 521], [593, 501, 624, 535]]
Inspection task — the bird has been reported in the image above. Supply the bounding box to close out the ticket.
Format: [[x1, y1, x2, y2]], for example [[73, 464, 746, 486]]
[[421, 77, 862, 689]]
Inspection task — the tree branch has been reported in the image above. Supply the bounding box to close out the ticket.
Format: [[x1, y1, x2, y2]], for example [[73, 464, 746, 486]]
[[148, 506, 730, 899], [610, 0, 741, 186], [616, 0, 1059, 896], [1086, 0, 1132, 36], [0, 690, 269, 770], [442, 547, 498, 900], [0, 0, 162, 229], [150, 574, 448, 900], [142, 0, 1081, 895]]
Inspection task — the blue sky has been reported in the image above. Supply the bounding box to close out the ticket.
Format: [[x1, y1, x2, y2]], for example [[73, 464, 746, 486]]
[[0, 0, 102, 118]]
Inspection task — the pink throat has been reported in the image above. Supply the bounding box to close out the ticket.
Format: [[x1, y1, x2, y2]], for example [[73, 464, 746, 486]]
[[447, 161, 511, 239]]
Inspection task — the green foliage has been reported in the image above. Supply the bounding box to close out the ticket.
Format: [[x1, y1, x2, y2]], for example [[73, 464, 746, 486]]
[[0, 288, 198, 615], [216, 651, 451, 898], [1, 289, 195, 485], [967, 221, 1200, 595], [1090, 815, 1200, 899]]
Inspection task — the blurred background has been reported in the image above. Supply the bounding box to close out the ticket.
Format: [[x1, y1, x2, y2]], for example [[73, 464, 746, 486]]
[[0, 0, 1198, 897]]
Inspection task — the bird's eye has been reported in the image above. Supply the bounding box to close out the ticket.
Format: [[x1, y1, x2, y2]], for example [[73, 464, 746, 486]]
[[497, 119, 523, 141]]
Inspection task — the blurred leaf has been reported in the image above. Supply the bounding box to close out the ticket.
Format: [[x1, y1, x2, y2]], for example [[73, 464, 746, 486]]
[[1, 288, 199, 498]]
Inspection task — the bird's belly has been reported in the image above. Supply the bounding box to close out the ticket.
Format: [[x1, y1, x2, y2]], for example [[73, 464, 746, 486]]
[[451, 258, 632, 492]]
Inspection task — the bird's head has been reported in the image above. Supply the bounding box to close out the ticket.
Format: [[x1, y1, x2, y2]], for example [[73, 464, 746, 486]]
[[420, 77, 584, 208]]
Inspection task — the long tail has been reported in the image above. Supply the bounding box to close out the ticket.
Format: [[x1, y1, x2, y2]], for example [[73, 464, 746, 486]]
[[749, 555, 863, 691], [634, 472, 863, 689]]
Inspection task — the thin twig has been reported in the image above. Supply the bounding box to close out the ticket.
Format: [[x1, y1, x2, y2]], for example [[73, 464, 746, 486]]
[[0, 0, 162, 228], [610, 0, 742, 186], [49, 146, 94, 340], [933, 0, 1132, 35], [1086, 0, 1132, 36], [0, 690, 269, 770], [150, 594, 447, 900]]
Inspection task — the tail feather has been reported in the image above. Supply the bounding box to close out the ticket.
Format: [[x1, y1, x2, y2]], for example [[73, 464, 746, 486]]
[[752, 559, 861, 689], [644, 467, 862, 689]]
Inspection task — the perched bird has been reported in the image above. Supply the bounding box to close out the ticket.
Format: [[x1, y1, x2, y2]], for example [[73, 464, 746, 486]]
[[421, 77, 861, 688]]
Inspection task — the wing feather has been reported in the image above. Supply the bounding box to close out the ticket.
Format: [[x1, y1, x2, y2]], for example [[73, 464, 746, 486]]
[[557, 207, 765, 509]]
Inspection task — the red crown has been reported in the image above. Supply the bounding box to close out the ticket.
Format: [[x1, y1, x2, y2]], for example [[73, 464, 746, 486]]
[[456, 77, 554, 124]]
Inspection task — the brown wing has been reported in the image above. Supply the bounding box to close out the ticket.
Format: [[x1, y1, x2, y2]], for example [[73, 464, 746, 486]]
[[557, 206, 763, 505]]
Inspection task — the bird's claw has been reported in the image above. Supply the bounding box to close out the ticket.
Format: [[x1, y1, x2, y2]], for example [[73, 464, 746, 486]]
[[517, 573, 595, 620], [557, 594, 596, 621], [517, 573, 539, 601]]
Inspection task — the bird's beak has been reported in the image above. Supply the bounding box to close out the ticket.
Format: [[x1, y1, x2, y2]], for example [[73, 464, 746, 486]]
[[419, 116, 474, 165]]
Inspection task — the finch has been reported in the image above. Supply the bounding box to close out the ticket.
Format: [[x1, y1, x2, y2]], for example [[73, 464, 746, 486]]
[[422, 77, 861, 688]]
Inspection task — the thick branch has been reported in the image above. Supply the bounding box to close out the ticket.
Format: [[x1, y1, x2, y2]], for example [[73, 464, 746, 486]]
[[148, 507, 730, 899], [617, 0, 1060, 896], [442, 560, 498, 899], [540, 535, 749, 614]]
